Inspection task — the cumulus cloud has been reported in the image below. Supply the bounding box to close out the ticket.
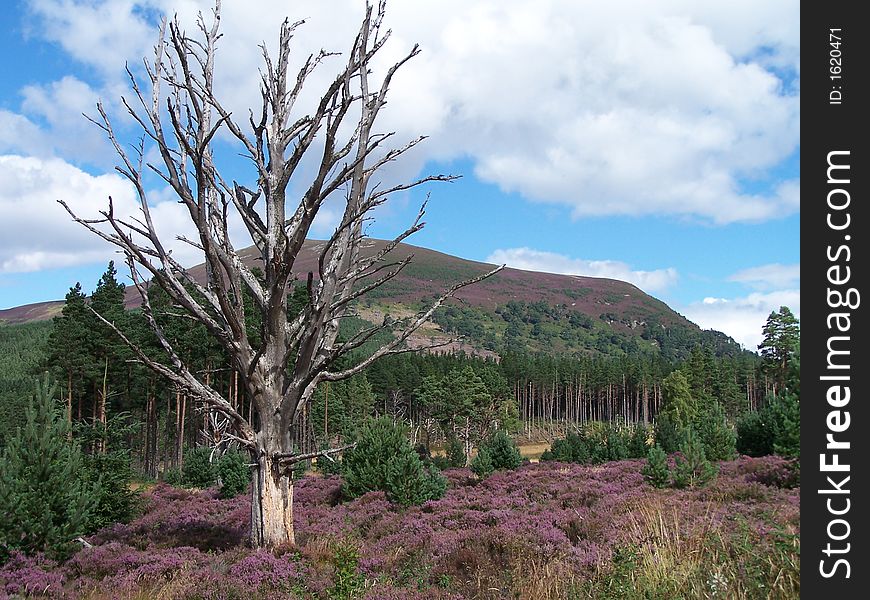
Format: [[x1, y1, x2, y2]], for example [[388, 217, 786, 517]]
[[24, 0, 155, 76], [486, 247, 678, 294], [19, 0, 799, 224], [728, 262, 800, 290], [0, 110, 53, 157], [0, 154, 236, 274], [681, 289, 800, 351], [19, 76, 116, 166], [0, 155, 137, 273]]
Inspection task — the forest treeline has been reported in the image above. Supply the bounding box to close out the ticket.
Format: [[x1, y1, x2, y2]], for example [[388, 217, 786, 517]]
[[0, 262, 783, 477]]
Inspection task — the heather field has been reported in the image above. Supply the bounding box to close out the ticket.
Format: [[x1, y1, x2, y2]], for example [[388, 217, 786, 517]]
[[0, 456, 799, 600]]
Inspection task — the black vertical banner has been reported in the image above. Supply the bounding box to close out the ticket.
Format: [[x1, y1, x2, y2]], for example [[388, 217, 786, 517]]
[[802, 1, 869, 596]]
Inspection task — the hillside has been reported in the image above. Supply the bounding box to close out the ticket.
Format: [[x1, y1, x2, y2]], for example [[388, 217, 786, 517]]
[[0, 239, 744, 361]]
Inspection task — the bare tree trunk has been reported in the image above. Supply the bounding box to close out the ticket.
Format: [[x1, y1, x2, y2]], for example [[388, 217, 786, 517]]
[[251, 449, 294, 548]]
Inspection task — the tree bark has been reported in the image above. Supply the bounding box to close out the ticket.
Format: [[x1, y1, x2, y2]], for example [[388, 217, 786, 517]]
[[250, 420, 295, 548]]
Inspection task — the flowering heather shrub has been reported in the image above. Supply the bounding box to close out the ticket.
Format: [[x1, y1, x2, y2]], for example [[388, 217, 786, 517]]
[[90, 484, 249, 551], [0, 458, 799, 599], [0, 552, 64, 598], [739, 455, 800, 489], [228, 550, 302, 590]]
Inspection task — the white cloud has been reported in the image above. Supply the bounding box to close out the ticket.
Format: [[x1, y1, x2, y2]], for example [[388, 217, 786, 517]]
[[0, 154, 229, 274], [19, 76, 115, 166], [486, 247, 678, 294], [728, 262, 800, 290], [681, 289, 800, 350], [25, 0, 155, 76], [0, 154, 137, 273], [0, 110, 52, 157], [20, 0, 799, 224]]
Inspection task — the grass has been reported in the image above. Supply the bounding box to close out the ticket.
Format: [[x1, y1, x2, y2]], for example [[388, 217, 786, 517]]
[[579, 500, 800, 599]]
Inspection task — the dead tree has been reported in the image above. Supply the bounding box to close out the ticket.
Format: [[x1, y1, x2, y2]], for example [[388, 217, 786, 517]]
[[60, 1, 500, 549]]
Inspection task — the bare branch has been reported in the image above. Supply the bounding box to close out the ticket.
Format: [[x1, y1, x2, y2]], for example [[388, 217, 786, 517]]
[[274, 443, 356, 466]]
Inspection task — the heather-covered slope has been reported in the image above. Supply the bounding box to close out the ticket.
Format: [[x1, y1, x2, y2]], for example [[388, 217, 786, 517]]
[[0, 239, 745, 360]]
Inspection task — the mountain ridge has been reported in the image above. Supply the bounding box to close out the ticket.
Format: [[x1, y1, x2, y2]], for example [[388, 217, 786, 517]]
[[0, 239, 744, 360]]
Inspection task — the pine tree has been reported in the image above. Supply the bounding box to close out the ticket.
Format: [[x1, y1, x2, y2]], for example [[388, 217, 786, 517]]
[[758, 307, 800, 391], [470, 448, 494, 478], [342, 417, 445, 505], [478, 429, 522, 471], [628, 423, 650, 459], [736, 409, 774, 457], [88, 262, 130, 453], [672, 429, 717, 488], [772, 392, 799, 458], [660, 369, 696, 430], [47, 283, 91, 427], [445, 435, 467, 468], [641, 446, 670, 488], [693, 401, 737, 461], [0, 376, 100, 560], [384, 452, 446, 506]]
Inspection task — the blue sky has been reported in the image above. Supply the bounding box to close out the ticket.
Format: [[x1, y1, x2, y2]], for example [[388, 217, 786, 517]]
[[0, 0, 799, 350]]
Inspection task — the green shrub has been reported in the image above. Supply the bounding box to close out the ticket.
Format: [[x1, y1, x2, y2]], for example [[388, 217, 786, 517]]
[[671, 430, 717, 489], [479, 430, 522, 471], [328, 542, 365, 600], [217, 450, 250, 498], [163, 467, 183, 486], [469, 448, 494, 478], [694, 401, 736, 461], [445, 436, 467, 468], [342, 417, 445, 505], [385, 453, 447, 506], [653, 412, 685, 454], [641, 445, 670, 488], [628, 423, 650, 459], [0, 377, 100, 560], [182, 446, 218, 488]]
